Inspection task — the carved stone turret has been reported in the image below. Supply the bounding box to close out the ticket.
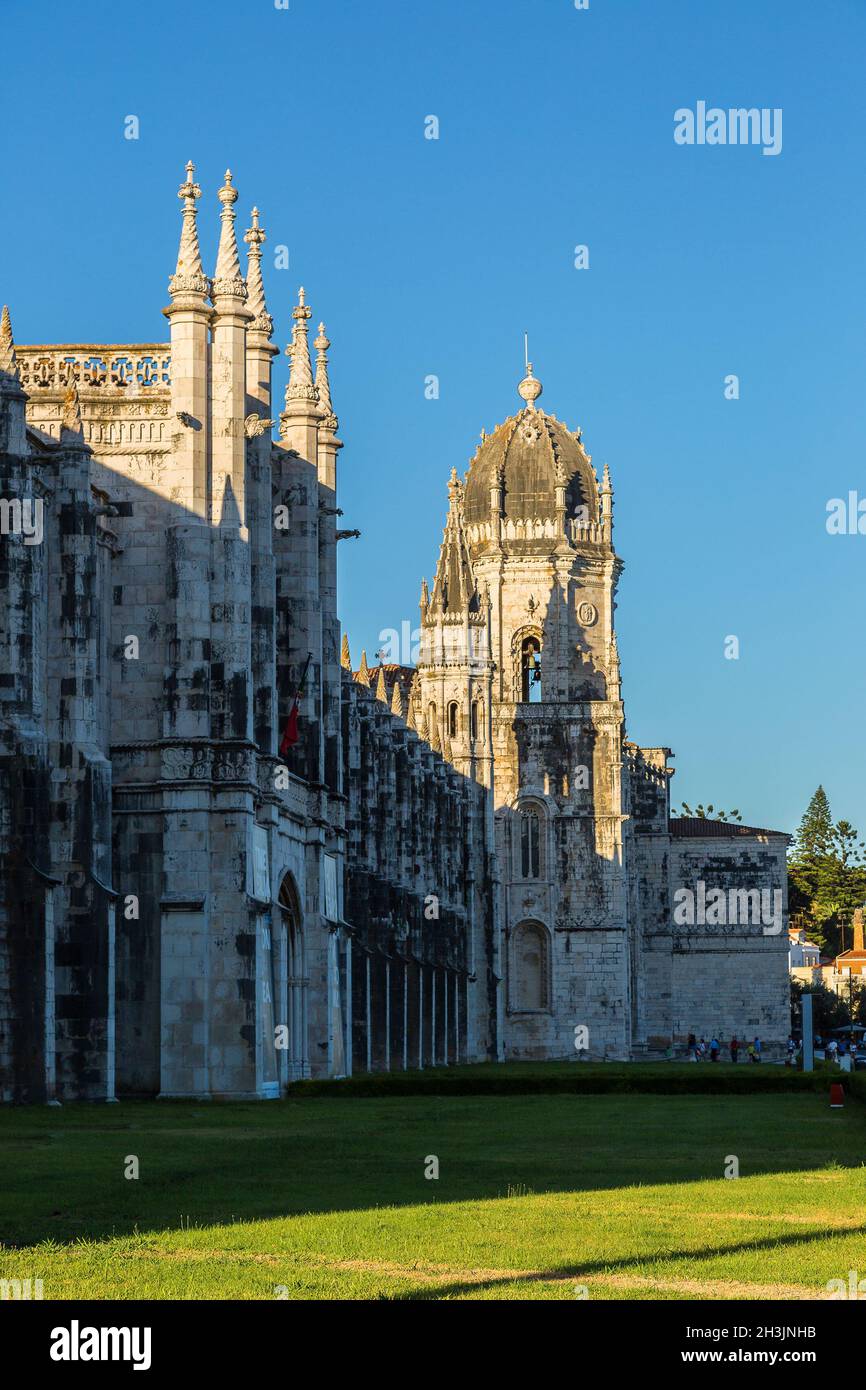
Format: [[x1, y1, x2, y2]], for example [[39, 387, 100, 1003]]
[[164, 161, 210, 516]]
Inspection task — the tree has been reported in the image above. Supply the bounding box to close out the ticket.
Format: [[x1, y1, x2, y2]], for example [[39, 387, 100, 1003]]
[[821, 821, 866, 952], [791, 977, 853, 1034], [790, 786, 834, 861], [787, 788, 866, 957], [679, 802, 742, 823]]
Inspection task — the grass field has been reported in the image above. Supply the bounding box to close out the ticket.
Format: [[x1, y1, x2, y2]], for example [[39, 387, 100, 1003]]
[[1, 1066, 864, 1300]]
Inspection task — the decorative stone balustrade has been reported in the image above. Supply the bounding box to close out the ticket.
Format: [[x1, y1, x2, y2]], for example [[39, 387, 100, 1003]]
[[15, 345, 171, 392]]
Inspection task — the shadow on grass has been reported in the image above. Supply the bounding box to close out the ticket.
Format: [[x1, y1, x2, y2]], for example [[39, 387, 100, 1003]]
[[390, 1224, 865, 1300], [1, 1081, 865, 1249]]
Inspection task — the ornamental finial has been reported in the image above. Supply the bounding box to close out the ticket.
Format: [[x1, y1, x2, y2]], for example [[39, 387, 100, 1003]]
[[447, 465, 463, 506], [314, 321, 337, 426], [285, 287, 317, 403], [169, 159, 210, 300], [517, 361, 543, 410], [244, 206, 273, 337], [212, 169, 247, 302]]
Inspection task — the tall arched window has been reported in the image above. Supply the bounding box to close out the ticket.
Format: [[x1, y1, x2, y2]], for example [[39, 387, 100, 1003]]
[[518, 804, 543, 879], [470, 700, 480, 741], [511, 921, 550, 1011], [521, 636, 542, 702], [448, 701, 458, 738], [278, 874, 308, 1081]]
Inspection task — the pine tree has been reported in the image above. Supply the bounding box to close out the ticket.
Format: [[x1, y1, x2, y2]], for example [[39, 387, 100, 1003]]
[[788, 789, 866, 957], [791, 786, 834, 861]]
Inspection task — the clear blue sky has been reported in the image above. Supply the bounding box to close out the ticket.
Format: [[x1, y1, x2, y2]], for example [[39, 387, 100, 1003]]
[[2, 0, 864, 839]]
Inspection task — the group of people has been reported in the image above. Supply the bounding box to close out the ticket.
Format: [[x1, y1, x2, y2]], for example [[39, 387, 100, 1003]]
[[686, 1033, 762, 1063], [786, 1034, 854, 1063]]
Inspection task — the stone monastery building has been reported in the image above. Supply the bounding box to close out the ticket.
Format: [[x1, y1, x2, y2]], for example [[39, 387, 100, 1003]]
[[0, 163, 790, 1102]]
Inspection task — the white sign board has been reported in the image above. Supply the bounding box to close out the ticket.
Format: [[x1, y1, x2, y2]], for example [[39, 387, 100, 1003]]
[[322, 852, 339, 922], [252, 825, 270, 903]]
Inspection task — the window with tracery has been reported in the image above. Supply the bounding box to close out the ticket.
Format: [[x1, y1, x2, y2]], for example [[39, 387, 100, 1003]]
[[518, 804, 543, 879]]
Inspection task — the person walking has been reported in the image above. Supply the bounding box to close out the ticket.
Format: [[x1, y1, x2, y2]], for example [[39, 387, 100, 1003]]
[[687, 1032, 697, 1062], [747, 1040, 756, 1063], [729, 1035, 739, 1064], [710, 1036, 720, 1062], [753, 1036, 762, 1063]]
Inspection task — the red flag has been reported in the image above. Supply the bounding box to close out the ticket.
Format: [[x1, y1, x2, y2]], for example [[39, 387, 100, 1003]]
[[279, 653, 312, 758], [279, 700, 300, 756]]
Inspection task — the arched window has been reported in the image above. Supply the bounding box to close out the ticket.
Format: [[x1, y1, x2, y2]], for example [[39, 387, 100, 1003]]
[[517, 804, 543, 879], [448, 701, 458, 738], [278, 873, 308, 1081], [521, 636, 542, 702], [470, 700, 480, 741], [511, 921, 550, 1011]]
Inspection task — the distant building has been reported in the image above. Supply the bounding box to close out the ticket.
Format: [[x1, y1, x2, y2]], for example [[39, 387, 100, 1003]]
[[789, 925, 822, 971], [834, 907, 866, 980]]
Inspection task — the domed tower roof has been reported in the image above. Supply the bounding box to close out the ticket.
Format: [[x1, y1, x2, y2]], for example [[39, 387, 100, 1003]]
[[462, 366, 603, 557]]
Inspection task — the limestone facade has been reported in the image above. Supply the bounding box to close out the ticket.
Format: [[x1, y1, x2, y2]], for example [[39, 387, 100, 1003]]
[[0, 164, 495, 1102], [0, 168, 790, 1102]]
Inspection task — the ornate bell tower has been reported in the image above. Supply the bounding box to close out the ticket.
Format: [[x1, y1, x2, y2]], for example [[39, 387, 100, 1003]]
[[419, 364, 631, 1060]]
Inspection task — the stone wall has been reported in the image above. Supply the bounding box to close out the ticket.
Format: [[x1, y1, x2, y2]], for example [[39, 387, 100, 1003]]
[[341, 671, 496, 1068]]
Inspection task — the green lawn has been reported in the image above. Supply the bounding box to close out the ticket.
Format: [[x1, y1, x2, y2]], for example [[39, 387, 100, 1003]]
[[1, 1067, 864, 1299]]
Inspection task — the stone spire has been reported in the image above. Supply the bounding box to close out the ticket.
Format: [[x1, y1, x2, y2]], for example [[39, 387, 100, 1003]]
[[0, 305, 19, 382], [356, 649, 370, 685], [169, 161, 210, 300], [212, 171, 248, 303], [607, 631, 621, 700], [285, 288, 317, 403], [429, 467, 476, 617], [314, 322, 337, 428], [406, 673, 420, 732], [428, 714, 442, 754], [390, 678, 405, 719], [601, 461, 614, 542], [0, 304, 27, 455], [243, 207, 273, 337], [279, 287, 319, 444], [375, 665, 388, 703], [340, 633, 352, 670]]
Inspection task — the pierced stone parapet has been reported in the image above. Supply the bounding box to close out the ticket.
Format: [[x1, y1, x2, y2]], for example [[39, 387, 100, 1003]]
[[16, 345, 171, 391]]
